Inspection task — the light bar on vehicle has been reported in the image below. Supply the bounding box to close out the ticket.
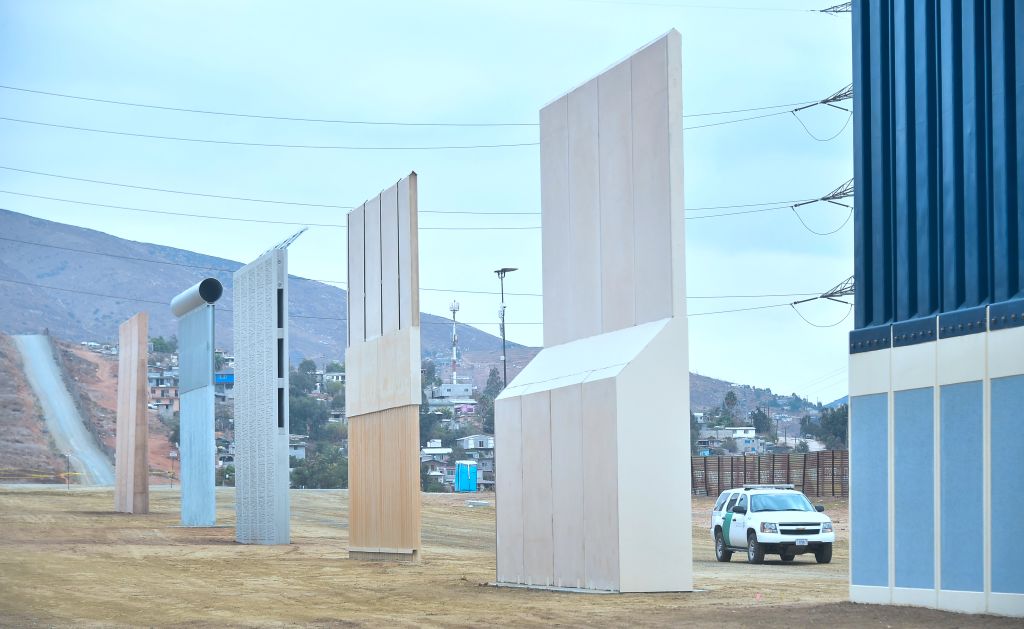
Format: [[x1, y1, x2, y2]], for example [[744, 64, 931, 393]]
[[741, 484, 795, 490]]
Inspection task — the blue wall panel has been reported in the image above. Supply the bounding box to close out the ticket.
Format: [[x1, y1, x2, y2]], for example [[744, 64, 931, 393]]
[[939, 381, 983, 592], [851, 393, 889, 587], [894, 387, 934, 589], [853, 0, 1024, 329], [991, 374, 1024, 594]]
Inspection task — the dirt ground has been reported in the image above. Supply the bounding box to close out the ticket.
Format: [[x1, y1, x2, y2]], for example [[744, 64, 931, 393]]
[[0, 489, 1016, 628]]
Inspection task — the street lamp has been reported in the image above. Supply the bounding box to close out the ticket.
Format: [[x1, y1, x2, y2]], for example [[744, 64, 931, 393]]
[[494, 267, 517, 388]]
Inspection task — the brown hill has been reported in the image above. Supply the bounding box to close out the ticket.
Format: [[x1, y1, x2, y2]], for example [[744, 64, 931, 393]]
[[0, 209, 522, 363]]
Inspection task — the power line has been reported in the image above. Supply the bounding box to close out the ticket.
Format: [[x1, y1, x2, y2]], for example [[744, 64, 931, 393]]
[[0, 194, 539, 230], [0, 162, 818, 214], [0, 164, 354, 209], [0, 115, 540, 151], [0, 234, 823, 301], [0, 276, 834, 324], [0, 83, 818, 124]]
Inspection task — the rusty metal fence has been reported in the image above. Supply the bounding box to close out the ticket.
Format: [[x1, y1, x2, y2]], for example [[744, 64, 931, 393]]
[[691, 450, 848, 498]]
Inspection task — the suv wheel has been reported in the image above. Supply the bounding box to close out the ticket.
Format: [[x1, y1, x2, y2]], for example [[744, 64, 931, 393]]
[[747, 532, 765, 564], [815, 543, 832, 564], [714, 530, 732, 562]]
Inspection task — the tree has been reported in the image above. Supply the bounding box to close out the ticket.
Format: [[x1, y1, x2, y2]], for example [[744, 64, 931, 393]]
[[795, 440, 809, 454], [421, 465, 446, 493], [724, 390, 738, 411], [818, 404, 848, 450], [483, 367, 503, 399], [216, 464, 235, 487], [151, 336, 178, 353], [749, 407, 771, 435], [290, 395, 328, 438], [214, 401, 233, 433], [479, 396, 495, 435], [325, 361, 344, 373], [690, 412, 700, 455], [290, 359, 318, 394], [722, 437, 738, 454], [421, 359, 441, 390], [290, 447, 348, 489]]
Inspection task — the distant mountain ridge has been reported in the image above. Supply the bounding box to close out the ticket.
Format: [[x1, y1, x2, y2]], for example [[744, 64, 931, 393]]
[[0, 209, 518, 362]]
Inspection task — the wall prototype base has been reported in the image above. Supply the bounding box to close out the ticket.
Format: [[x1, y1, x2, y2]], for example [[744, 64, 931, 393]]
[[348, 404, 421, 561], [848, 300, 1024, 618], [495, 318, 691, 592]]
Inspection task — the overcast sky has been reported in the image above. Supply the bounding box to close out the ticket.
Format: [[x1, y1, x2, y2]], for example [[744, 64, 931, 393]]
[[0, 0, 854, 403]]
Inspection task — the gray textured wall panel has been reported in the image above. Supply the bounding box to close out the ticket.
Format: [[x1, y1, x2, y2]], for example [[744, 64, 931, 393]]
[[233, 249, 290, 545]]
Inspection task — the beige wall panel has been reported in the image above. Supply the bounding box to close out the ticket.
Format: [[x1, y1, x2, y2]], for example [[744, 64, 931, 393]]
[[549, 384, 585, 588], [348, 204, 365, 346], [568, 78, 603, 341], [598, 59, 637, 333], [364, 195, 383, 340], [347, 413, 370, 549], [375, 405, 421, 555], [540, 97, 572, 348], [630, 36, 674, 324], [581, 377, 620, 591], [521, 391, 554, 585], [615, 317, 691, 592], [495, 396, 524, 583], [115, 312, 149, 514], [397, 174, 419, 328], [380, 184, 400, 335]]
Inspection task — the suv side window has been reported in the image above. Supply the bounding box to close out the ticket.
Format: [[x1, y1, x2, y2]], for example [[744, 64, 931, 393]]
[[714, 493, 730, 512], [736, 495, 748, 512], [725, 493, 739, 513]]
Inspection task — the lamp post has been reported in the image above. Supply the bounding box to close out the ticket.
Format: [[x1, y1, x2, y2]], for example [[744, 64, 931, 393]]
[[494, 267, 517, 388]]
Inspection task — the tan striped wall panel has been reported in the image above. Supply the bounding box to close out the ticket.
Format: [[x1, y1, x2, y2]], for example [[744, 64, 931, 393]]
[[346, 173, 421, 560], [115, 312, 149, 514]]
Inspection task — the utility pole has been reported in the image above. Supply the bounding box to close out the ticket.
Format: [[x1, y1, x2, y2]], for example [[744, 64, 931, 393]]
[[64, 452, 70, 491], [494, 268, 517, 388]]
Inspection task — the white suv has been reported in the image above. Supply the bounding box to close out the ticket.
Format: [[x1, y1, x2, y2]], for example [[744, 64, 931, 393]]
[[710, 484, 834, 564]]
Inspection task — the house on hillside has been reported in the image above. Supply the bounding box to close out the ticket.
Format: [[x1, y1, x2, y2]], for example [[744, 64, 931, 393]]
[[420, 438, 452, 463], [214, 369, 234, 401], [148, 367, 179, 413]]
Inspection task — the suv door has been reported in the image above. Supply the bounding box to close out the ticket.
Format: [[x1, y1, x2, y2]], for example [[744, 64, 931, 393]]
[[729, 494, 749, 547], [720, 492, 739, 545]]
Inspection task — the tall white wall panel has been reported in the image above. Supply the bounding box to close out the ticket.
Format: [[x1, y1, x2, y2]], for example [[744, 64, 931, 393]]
[[496, 30, 690, 593], [233, 248, 290, 545]]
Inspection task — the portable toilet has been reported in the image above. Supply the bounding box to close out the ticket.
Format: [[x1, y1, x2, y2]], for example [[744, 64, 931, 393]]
[[454, 460, 478, 492]]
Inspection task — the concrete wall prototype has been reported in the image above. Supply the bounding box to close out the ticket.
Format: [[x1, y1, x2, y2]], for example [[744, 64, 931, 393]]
[[346, 173, 422, 560], [495, 31, 692, 592], [172, 278, 223, 527], [849, 306, 1024, 616], [115, 312, 149, 514], [234, 247, 292, 544]]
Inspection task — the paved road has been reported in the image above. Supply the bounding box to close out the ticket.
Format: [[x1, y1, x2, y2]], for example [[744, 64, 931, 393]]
[[13, 335, 115, 486]]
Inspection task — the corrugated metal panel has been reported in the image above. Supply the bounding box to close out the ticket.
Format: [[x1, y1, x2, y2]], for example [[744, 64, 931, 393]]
[[853, 0, 1023, 329]]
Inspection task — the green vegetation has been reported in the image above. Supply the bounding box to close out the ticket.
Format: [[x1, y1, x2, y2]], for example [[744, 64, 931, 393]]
[[290, 446, 348, 489], [800, 404, 848, 450], [150, 335, 178, 353]]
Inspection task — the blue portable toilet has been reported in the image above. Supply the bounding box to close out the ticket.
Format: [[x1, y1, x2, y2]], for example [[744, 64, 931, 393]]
[[454, 460, 478, 492]]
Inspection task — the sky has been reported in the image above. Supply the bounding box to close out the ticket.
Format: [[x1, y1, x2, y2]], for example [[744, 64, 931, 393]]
[[0, 0, 854, 404]]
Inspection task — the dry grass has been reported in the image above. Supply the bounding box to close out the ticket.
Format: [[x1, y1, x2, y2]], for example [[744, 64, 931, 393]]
[[0, 488, 1018, 628]]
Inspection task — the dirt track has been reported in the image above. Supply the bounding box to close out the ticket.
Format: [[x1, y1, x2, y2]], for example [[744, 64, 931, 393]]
[[0, 488, 1016, 628]]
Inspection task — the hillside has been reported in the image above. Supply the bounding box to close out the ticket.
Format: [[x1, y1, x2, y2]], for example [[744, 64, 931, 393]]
[[0, 333, 65, 482], [0, 209, 520, 363]]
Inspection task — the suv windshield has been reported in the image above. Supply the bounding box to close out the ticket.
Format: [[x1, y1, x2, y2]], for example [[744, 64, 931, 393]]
[[750, 493, 814, 513]]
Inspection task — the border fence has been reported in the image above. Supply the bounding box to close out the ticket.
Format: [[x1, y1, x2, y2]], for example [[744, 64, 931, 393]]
[[691, 450, 848, 498]]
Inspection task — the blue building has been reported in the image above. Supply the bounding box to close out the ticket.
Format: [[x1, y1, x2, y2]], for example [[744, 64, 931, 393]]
[[849, 0, 1023, 617]]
